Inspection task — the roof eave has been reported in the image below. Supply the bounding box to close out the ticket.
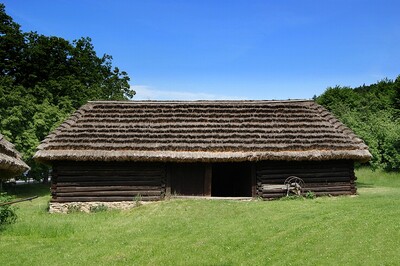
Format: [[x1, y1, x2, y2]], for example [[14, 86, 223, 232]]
[[0, 154, 30, 177], [34, 149, 372, 164]]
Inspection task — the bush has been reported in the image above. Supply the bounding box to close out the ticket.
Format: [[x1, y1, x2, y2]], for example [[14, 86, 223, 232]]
[[0, 192, 18, 226], [316, 77, 400, 171], [305, 191, 316, 199]]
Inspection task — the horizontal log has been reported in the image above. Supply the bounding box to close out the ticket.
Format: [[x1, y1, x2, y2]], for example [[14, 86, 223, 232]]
[[303, 182, 353, 187], [55, 186, 163, 192], [257, 167, 352, 174], [257, 172, 351, 179], [312, 191, 354, 196], [51, 196, 161, 202], [262, 190, 354, 198], [257, 176, 351, 184], [55, 170, 165, 177], [56, 191, 162, 197], [261, 182, 347, 188], [302, 186, 351, 192], [56, 180, 162, 187], [256, 168, 351, 175], [257, 180, 354, 186], [262, 184, 286, 190], [262, 193, 286, 198], [57, 175, 163, 182], [56, 164, 165, 171], [256, 160, 352, 168], [262, 186, 351, 193]]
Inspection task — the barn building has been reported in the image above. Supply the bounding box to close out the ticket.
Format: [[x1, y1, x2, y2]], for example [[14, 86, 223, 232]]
[[0, 134, 30, 179], [34, 100, 371, 204]]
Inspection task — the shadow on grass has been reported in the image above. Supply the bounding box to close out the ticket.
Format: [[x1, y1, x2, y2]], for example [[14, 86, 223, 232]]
[[3, 183, 50, 198], [356, 182, 374, 188]]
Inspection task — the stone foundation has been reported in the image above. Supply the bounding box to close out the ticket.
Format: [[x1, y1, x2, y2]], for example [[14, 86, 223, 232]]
[[49, 201, 152, 213]]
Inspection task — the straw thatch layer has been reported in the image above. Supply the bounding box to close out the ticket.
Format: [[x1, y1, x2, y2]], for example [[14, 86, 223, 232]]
[[34, 100, 372, 163], [0, 134, 30, 178]]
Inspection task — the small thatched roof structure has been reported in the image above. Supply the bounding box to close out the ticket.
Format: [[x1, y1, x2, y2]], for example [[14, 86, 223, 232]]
[[34, 100, 372, 164], [0, 134, 30, 178]]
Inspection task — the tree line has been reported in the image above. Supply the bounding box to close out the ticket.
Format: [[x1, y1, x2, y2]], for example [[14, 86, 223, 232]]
[[0, 4, 134, 179], [316, 77, 400, 171]]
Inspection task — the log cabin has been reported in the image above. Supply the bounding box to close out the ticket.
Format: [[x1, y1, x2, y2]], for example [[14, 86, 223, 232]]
[[34, 100, 371, 203], [0, 134, 30, 179]]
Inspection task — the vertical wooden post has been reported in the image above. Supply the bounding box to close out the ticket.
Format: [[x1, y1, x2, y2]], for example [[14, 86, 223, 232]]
[[165, 163, 171, 197], [51, 165, 58, 201], [204, 163, 212, 196], [349, 161, 356, 194], [251, 163, 257, 198]]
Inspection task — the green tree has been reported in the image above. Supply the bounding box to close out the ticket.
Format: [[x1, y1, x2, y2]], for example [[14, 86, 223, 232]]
[[316, 77, 400, 171], [0, 4, 25, 78], [0, 3, 135, 179]]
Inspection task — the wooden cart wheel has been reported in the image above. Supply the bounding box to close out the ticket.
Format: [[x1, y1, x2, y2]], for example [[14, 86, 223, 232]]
[[284, 176, 305, 196]]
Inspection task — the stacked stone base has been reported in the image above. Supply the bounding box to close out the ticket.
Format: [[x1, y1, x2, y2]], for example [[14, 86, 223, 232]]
[[49, 201, 151, 213]]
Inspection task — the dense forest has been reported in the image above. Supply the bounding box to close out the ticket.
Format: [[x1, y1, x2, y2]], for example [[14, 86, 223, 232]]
[[316, 77, 400, 171], [1, 3, 399, 180], [0, 4, 134, 179]]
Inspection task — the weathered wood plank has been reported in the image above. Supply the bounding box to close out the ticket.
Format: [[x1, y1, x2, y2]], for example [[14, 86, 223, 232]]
[[257, 180, 354, 186], [56, 191, 162, 197], [56, 162, 165, 172], [256, 168, 350, 175], [56, 170, 165, 177], [204, 163, 212, 196], [303, 182, 353, 187], [257, 172, 351, 179], [56, 180, 162, 187], [257, 176, 350, 184], [312, 191, 353, 196], [165, 164, 171, 197], [256, 160, 355, 199], [256, 160, 351, 168], [56, 186, 162, 192], [51, 196, 161, 202], [51, 161, 167, 202], [57, 175, 163, 181], [250, 163, 257, 197], [261, 190, 354, 199], [303, 186, 351, 192], [262, 193, 286, 198], [260, 186, 353, 193]]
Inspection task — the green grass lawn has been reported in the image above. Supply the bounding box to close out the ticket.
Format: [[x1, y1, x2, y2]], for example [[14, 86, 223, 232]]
[[1, 168, 399, 265]]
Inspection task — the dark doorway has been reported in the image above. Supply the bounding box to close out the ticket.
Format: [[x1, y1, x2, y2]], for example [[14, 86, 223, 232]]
[[211, 162, 252, 197]]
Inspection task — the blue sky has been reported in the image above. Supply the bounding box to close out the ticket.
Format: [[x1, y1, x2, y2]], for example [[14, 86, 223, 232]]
[[4, 0, 400, 100]]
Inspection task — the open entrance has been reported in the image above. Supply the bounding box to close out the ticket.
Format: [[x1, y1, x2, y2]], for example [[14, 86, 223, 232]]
[[211, 162, 252, 197]]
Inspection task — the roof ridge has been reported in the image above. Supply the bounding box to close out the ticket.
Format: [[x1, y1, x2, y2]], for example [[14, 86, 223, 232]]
[[88, 99, 314, 104]]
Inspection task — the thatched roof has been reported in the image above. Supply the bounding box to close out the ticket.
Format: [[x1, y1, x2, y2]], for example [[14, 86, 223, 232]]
[[34, 100, 372, 163], [0, 134, 30, 178]]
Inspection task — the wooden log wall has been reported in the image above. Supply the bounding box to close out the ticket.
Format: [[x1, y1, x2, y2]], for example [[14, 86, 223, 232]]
[[256, 160, 356, 199], [51, 162, 166, 202]]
